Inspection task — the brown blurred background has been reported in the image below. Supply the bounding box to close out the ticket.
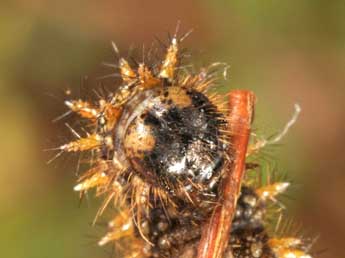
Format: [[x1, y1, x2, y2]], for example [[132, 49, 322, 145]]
[[1, 1, 344, 257]]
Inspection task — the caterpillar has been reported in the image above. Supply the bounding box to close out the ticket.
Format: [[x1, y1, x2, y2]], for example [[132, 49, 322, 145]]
[[53, 27, 314, 258]]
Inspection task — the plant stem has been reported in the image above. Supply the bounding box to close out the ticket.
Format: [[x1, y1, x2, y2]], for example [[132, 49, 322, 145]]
[[197, 90, 255, 258]]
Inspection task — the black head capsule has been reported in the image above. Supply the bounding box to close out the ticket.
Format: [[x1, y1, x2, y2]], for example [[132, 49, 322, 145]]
[[115, 85, 226, 195]]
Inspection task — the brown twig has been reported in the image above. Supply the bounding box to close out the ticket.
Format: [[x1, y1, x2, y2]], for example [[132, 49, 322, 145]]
[[197, 90, 256, 258]]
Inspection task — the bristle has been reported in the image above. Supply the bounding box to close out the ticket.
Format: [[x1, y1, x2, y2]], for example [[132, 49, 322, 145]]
[[74, 171, 108, 192], [98, 210, 134, 246], [268, 238, 302, 249], [65, 99, 99, 120], [137, 63, 160, 89], [129, 176, 153, 243], [158, 37, 178, 80], [119, 58, 137, 83], [247, 104, 301, 156], [59, 133, 102, 152], [256, 182, 290, 202], [268, 238, 312, 258]]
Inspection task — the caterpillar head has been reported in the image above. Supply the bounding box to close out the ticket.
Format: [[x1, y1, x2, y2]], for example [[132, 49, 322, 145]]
[[119, 85, 226, 194], [60, 33, 229, 210]]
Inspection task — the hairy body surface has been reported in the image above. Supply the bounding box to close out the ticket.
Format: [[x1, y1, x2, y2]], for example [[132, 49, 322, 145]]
[[56, 30, 313, 258]]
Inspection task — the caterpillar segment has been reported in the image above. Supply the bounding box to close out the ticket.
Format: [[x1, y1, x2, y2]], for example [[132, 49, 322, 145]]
[[57, 33, 314, 258]]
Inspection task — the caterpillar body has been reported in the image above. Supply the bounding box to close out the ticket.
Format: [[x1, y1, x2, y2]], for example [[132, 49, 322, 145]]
[[55, 29, 314, 258]]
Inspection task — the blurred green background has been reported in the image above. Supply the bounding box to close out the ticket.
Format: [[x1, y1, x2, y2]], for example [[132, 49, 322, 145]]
[[1, 1, 344, 257]]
